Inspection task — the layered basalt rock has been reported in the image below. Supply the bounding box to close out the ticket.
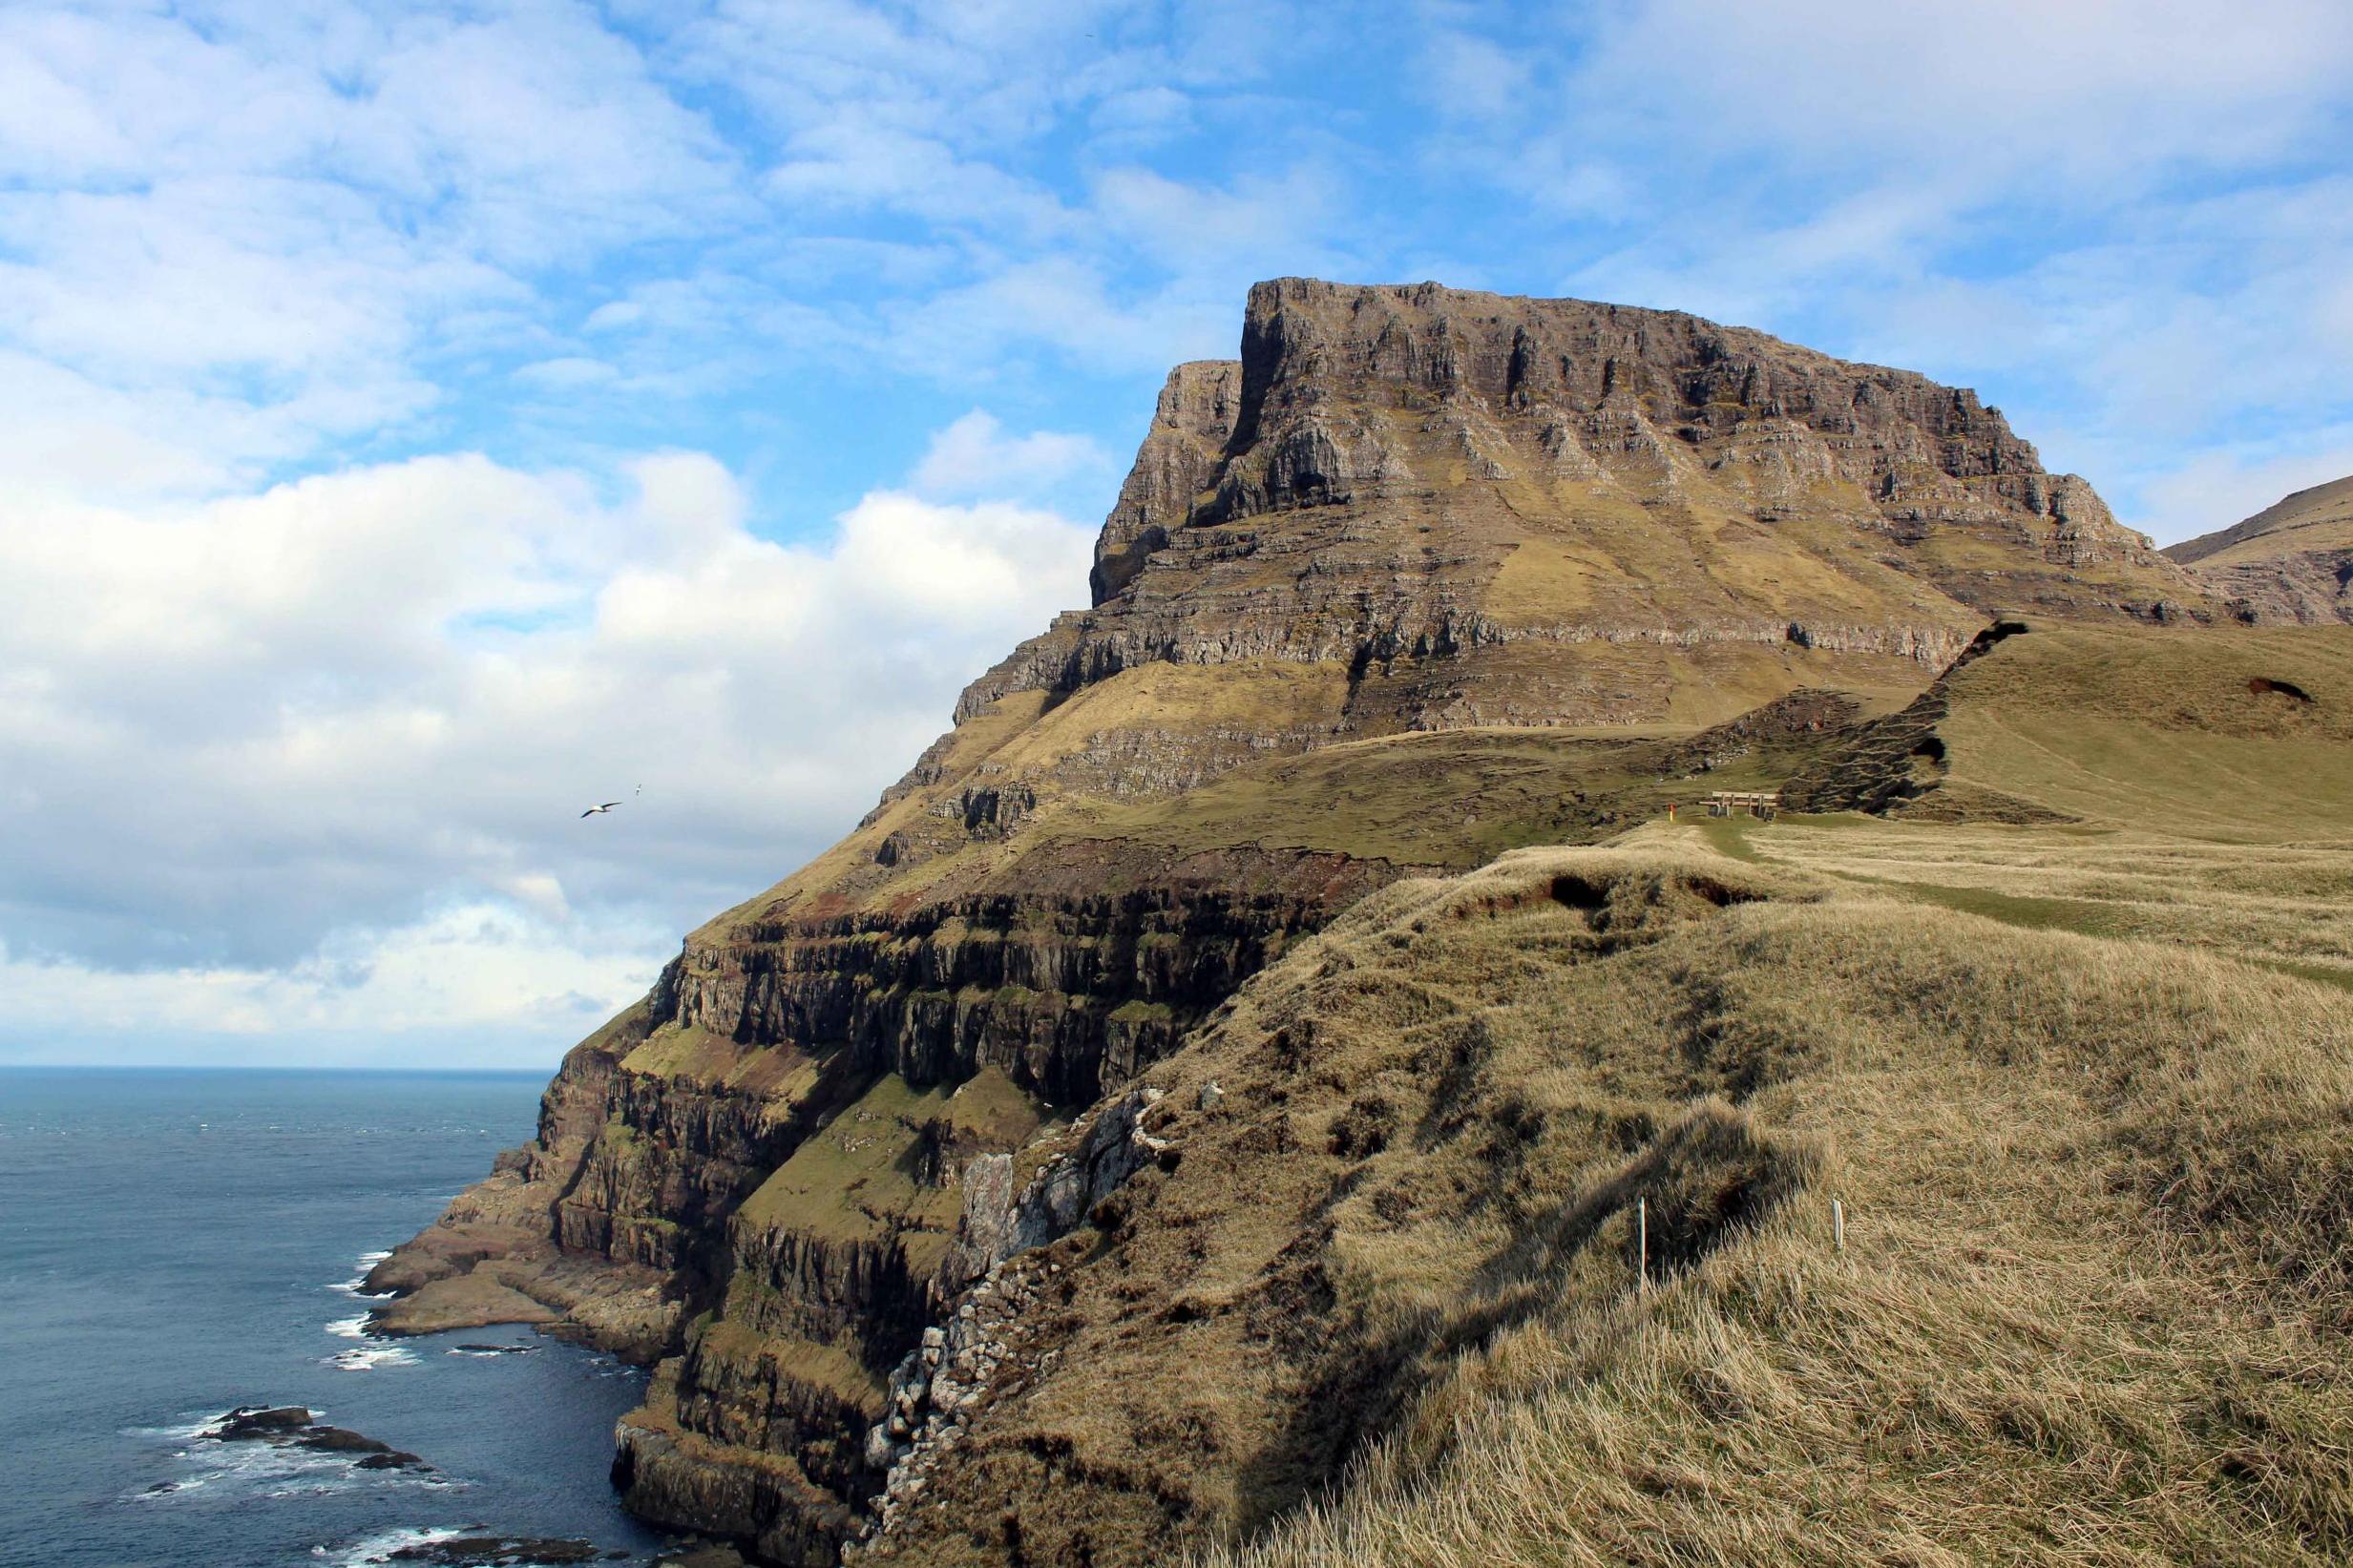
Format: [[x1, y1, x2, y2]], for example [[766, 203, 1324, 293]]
[[956, 279, 2205, 731], [375, 280, 2212, 1565]]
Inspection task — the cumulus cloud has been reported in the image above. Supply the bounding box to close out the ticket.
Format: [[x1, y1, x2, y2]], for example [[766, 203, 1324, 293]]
[[911, 411, 1113, 500], [0, 444, 1096, 1064], [0, 903, 667, 1067], [6, 0, 2350, 1068], [0, 1, 743, 497]]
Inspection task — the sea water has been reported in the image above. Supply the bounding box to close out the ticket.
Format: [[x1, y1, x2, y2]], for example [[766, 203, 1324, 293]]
[[0, 1069, 668, 1567]]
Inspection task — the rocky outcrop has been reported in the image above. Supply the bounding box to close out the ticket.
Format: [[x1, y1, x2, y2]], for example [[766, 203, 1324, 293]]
[[374, 280, 2224, 1566], [666, 852, 1381, 1107], [1090, 361, 1239, 604], [840, 1085, 1174, 1554], [202, 1407, 431, 1474], [938, 1085, 1170, 1297]]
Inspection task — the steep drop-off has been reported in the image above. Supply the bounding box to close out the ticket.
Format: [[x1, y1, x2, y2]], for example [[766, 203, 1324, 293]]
[[372, 280, 2215, 1565]]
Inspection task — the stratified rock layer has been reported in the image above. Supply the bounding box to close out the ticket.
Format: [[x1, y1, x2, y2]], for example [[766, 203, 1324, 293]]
[[960, 278, 2199, 732], [375, 279, 2212, 1565]]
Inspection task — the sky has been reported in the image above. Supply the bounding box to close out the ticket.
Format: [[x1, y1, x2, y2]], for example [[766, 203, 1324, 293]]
[[4, 0, 2351, 1068]]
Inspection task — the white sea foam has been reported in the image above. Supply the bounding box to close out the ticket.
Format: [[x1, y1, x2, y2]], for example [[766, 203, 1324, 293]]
[[330, 1248, 398, 1299], [326, 1314, 371, 1339], [334, 1527, 592, 1565], [128, 1420, 360, 1503], [123, 1410, 236, 1442], [331, 1526, 463, 1566], [326, 1345, 418, 1371]]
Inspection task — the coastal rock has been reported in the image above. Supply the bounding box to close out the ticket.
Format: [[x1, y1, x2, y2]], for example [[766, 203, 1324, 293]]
[[201, 1408, 432, 1475], [206, 1406, 310, 1439]]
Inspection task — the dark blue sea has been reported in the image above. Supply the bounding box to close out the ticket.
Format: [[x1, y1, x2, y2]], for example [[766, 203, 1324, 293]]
[[0, 1069, 669, 1568]]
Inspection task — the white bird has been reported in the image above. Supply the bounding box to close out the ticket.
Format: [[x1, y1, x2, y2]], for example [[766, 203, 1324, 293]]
[[580, 802, 622, 817]]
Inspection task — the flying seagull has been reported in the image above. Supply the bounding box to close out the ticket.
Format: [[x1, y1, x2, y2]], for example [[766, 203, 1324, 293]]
[[581, 801, 622, 817]]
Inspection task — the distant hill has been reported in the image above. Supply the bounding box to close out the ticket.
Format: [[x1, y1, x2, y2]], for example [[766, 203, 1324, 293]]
[[1781, 617, 2353, 830], [2166, 475, 2353, 624]]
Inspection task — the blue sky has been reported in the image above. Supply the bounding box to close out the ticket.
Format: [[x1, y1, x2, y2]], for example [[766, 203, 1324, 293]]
[[5, 0, 2351, 1067]]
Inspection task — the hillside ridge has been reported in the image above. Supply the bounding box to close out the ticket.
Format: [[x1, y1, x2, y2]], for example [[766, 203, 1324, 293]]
[[2167, 473, 2353, 625]]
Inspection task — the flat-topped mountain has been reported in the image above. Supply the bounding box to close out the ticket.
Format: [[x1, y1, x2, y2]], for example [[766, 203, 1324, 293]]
[[366, 281, 2246, 1565], [2167, 473, 2353, 624], [975, 278, 2200, 736]]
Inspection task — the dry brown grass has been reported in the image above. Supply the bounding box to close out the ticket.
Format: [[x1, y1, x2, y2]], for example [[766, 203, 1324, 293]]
[[1139, 843, 2353, 1568], [816, 821, 2353, 1567], [1677, 814, 2353, 987]]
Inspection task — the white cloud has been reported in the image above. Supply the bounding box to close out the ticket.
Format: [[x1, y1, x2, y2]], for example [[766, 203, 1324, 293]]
[[0, 902, 660, 1053], [1088, 164, 1345, 272], [1418, 30, 1532, 122], [0, 1, 744, 499], [0, 448, 1096, 1064], [888, 255, 1238, 378], [515, 356, 621, 389], [1566, 0, 2353, 190], [911, 410, 1112, 499], [767, 122, 1073, 239]]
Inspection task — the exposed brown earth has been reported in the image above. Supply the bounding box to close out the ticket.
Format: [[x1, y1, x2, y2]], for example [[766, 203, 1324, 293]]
[[370, 280, 2253, 1565]]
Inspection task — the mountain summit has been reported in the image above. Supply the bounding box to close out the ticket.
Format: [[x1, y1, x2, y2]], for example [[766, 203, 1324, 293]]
[[366, 281, 2239, 1564], [975, 278, 2198, 738]]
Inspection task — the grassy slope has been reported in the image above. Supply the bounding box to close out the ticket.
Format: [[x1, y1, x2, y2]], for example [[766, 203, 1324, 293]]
[[1171, 844, 2353, 1567], [856, 831, 2353, 1568], [1758, 624, 2353, 987], [737, 1068, 1043, 1252], [849, 623, 2353, 1568], [1177, 628, 2353, 1567], [1928, 624, 2353, 836]]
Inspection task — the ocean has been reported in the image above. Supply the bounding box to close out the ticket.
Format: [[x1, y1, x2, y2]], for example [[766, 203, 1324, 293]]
[[0, 1068, 669, 1568]]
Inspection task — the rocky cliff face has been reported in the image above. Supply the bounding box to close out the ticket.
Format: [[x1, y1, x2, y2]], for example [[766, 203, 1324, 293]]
[[370, 280, 2211, 1566], [959, 279, 2201, 735]]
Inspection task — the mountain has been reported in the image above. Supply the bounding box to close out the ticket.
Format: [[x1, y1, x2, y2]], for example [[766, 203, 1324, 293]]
[[366, 281, 2253, 1566], [2166, 474, 2353, 624]]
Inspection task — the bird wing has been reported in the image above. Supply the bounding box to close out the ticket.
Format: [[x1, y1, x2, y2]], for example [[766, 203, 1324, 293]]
[[580, 806, 598, 817]]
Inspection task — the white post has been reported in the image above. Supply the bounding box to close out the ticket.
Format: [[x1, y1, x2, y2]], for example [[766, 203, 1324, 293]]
[[1832, 1199, 1845, 1253], [1637, 1197, 1649, 1291]]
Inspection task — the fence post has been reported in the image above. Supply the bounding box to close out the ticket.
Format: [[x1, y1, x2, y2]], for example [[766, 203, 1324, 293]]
[[1832, 1199, 1845, 1254], [1637, 1197, 1649, 1292]]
